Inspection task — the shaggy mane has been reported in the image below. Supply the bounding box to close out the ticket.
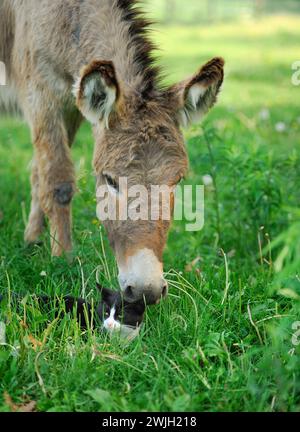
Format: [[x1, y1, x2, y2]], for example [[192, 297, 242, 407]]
[[116, 0, 162, 99]]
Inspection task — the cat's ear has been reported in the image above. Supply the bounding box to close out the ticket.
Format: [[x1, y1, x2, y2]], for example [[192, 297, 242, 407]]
[[96, 284, 114, 302]]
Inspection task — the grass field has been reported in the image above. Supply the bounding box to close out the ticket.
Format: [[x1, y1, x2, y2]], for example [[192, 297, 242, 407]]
[[0, 15, 300, 412]]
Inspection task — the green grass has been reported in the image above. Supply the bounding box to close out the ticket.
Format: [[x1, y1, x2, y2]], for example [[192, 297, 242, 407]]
[[0, 16, 300, 412]]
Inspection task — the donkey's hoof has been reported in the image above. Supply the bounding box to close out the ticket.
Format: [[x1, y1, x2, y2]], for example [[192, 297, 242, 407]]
[[24, 241, 44, 256], [25, 240, 43, 247]]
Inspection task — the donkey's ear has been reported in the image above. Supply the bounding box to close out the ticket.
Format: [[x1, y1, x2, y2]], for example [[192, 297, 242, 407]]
[[168, 57, 224, 127], [74, 60, 119, 127]]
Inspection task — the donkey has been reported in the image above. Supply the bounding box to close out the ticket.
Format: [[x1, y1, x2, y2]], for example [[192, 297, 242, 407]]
[[0, 0, 224, 305]]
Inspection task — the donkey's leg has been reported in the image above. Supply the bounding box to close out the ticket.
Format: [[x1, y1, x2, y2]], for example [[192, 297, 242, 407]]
[[32, 115, 76, 257], [24, 157, 45, 244], [25, 109, 82, 246]]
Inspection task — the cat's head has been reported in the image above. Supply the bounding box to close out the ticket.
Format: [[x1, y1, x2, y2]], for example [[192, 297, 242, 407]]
[[96, 284, 145, 340]]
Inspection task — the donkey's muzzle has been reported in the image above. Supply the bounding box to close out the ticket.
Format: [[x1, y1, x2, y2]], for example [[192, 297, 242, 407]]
[[124, 281, 168, 305], [117, 248, 168, 305]]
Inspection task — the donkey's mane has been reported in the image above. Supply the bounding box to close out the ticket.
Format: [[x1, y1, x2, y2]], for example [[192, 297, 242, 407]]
[[116, 0, 162, 99]]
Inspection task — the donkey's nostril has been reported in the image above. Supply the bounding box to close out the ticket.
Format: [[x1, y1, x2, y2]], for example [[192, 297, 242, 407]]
[[123, 282, 168, 304], [162, 284, 168, 297], [125, 286, 134, 300]]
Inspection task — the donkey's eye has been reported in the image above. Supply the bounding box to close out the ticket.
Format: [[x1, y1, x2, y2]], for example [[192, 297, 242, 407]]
[[175, 176, 185, 187], [170, 177, 184, 190], [104, 174, 118, 191]]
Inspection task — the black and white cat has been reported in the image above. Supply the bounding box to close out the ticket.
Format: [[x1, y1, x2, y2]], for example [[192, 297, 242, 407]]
[[0, 284, 145, 340], [96, 284, 145, 339]]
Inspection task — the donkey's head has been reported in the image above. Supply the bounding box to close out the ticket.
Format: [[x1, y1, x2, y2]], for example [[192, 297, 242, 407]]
[[74, 57, 224, 304]]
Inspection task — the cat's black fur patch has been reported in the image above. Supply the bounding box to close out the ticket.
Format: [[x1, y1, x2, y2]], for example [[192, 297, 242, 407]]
[[97, 285, 145, 328]]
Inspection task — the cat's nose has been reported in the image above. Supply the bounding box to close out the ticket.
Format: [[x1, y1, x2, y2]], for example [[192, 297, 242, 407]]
[[104, 319, 115, 330]]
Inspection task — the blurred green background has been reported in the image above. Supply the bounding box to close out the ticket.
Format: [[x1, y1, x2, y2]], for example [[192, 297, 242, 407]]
[[0, 0, 300, 412], [148, 0, 300, 23]]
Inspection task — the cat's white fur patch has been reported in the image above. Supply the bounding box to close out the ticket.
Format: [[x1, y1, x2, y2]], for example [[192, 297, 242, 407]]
[[103, 306, 121, 332], [119, 325, 140, 341], [103, 306, 140, 341]]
